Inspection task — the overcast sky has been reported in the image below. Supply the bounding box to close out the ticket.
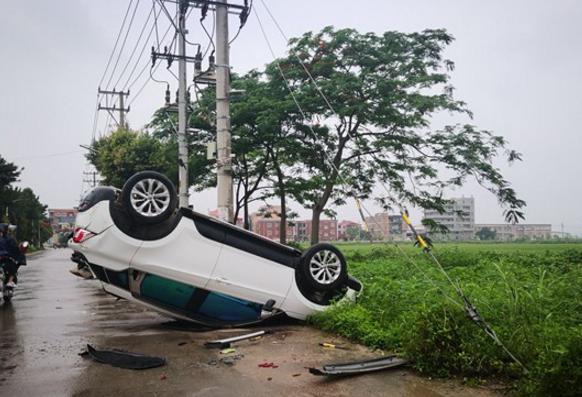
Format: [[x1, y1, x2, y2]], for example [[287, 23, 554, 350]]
[[0, 0, 581, 234]]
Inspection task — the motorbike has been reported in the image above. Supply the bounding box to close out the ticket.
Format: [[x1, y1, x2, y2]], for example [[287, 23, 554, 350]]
[[0, 241, 29, 302]]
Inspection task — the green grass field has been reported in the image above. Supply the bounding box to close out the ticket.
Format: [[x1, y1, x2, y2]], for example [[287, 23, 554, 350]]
[[310, 241, 582, 396]]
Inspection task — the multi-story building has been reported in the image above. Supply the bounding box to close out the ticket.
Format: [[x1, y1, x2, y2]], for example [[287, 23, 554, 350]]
[[364, 212, 390, 240], [475, 224, 552, 240], [249, 205, 338, 242], [388, 214, 404, 239], [423, 197, 475, 241], [338, 220, 361, 240], [48, 209, 78, 231], [294, 219, 338, 242], [363, 212, 404, 240], [249, 205, 295, 242], [253, 218, 295, 241]]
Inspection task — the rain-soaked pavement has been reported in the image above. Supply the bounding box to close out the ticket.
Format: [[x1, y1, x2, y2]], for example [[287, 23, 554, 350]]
[[0, 249, 502, 396]]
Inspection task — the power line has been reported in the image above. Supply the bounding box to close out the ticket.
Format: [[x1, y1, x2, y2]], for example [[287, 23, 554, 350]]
[[113, 4, 156, 89], [128, 5, 198, 107], [104, 0, 141, 90], [98, 0, 135, 88], [228, 0, 252, 45], [121, 0, 163, 90], [127, 9, 178, 106], [200, 5, 216, 57], [11, 150, 84, 161]]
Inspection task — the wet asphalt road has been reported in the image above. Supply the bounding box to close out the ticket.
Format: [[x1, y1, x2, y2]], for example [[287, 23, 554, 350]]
[[0, 249, 501, 397]]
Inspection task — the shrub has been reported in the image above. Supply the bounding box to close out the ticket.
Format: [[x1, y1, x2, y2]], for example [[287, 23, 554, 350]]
[[312, 243, 582, 395]]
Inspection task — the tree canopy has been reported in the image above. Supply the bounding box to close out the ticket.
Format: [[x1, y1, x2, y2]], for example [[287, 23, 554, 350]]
[[89, 26, 525, 245], [0, 154, 50, 246], [0, 154, 21, 190], [260, 26, 525, 242]]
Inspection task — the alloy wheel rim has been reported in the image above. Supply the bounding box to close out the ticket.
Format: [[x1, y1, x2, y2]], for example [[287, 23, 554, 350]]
[[309, 250, 341, 285], [130, 179, 171, 217]]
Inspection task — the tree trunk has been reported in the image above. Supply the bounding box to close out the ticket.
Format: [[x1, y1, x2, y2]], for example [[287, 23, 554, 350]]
[[310, 206, 323, 245], [279, 189, 287, 244], [243, 197, 249, 230]]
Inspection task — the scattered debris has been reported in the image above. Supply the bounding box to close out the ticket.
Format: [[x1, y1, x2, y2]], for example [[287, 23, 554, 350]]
[[69, 265, 94, 279], [220, 354, 244, 366], [177, 341, 188, 346], [205, 330, 270, 349], [309, 355, 408, 376], [267, 377, 272, 381], [319, 342, 349, 350], [292, 373, 301, 377], [220, 347, 236, 355], [81, 344, 166, 370], [258, 362, 279, 369], [160, 374, 167, 381]]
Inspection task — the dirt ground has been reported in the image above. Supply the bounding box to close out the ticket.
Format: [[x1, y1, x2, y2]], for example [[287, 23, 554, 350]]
[[0, 249, 504, 397]]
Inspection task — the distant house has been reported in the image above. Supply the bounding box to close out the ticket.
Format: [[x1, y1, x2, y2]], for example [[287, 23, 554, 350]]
[[338, 220, 360, 240], [48, 208, 78, 232], [248, 204, 338, 242], [208, 209, 243, 227], [363, 212, 404, 240], [294, 219, 338, 242], [475, 224, 551, 240]]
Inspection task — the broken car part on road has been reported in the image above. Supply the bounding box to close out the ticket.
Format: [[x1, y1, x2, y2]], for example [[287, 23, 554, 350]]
[[205, 330, 270, 349], [81, 344, 166, 370], [309, 355, 408, 376]]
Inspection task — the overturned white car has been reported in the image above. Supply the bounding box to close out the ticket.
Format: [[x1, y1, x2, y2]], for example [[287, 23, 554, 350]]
[[70, 171, 362, 326]]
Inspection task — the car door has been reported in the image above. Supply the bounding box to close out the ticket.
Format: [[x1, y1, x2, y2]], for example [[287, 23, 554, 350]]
[[206, 230, 294, 306], [129, 217, 222, 290]]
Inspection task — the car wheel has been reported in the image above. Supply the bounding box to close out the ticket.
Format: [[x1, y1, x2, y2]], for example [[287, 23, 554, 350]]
[[120, 171, 178, 225], [299, 243, 348, 292]]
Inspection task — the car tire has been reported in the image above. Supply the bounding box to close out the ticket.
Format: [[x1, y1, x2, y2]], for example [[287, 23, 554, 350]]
[[120, 171, 178, 225], [299, 243, 348, 292]]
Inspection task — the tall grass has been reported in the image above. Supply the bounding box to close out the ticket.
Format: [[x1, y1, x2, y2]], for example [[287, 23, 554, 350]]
[[310, 244, 582, 396]]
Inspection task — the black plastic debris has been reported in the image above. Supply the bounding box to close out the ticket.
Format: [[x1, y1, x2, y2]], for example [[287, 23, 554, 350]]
[[308, 355, 408, 376], [82, 344, 166, 370]]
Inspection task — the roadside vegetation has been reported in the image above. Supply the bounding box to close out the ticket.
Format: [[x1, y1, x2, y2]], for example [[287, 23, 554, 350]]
[[0, 154, 52, 247], [311, 242, 582, 396]]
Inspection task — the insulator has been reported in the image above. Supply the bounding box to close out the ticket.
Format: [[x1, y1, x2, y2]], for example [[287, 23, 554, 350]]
[[165, 85, 170, 105], [194, 52, 202, 74]]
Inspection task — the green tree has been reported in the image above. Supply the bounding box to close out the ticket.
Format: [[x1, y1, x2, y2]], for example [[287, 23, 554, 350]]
[[267, 26, 524, 244], [4, 187, 49, 247], [88, 128, 176, 187], [0, 154, 22, 221], [0, 155, 21, 190]]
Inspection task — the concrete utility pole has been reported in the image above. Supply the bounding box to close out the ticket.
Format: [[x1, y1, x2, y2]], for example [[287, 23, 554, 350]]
[[215, 0, 233, 222], [83, 171, 101, 188], [177, 0, 190, 208], [97, 89, 130, 129]]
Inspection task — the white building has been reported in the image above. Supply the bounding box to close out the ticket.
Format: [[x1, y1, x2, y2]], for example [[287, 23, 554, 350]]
[[423, 197, 475, 241], [475, 224, 552, 240]]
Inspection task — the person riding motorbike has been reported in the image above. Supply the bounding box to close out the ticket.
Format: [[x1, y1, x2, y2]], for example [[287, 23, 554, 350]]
[[0, 223, 26, 289]]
